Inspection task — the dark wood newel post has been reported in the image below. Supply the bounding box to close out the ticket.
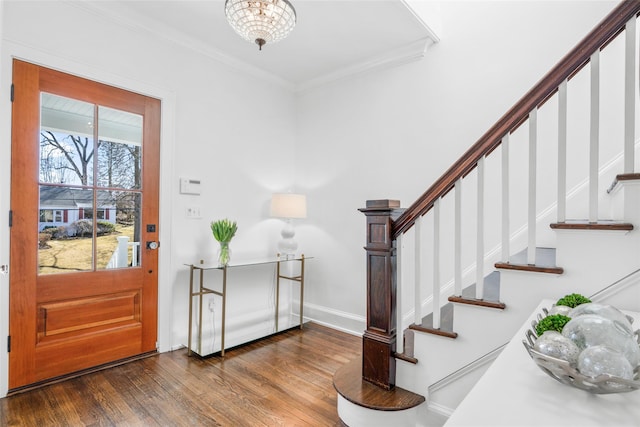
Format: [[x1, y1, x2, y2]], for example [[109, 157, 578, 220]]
[[359, 199, 401, 390]]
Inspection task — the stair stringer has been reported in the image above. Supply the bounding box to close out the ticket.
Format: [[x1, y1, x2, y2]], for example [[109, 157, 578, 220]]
[[423, 345, 503, 419], [590, 267, 640, 310]]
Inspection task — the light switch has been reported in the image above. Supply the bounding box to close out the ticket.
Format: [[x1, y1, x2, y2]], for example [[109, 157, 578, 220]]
[[186, 206, 202, 219]]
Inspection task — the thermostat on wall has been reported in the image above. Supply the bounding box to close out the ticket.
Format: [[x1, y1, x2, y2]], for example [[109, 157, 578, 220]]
[[180, 177, 201, 195]]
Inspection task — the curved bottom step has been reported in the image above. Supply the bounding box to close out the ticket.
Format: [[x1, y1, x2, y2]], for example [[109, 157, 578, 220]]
[[334, 357, 425, 426]]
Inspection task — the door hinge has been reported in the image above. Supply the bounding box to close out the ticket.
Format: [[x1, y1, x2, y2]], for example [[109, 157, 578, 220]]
[[7, 336, 10, 353], [10, 84, 14, 102], [8, 210, 12, 227]]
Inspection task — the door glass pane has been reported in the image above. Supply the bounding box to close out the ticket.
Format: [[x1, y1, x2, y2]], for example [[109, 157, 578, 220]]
[[40, 93, 95, 186], [97, 106, 142, 190], [38, 185, 94, 274], [96, 191, 141, 270], [38, 95, 144, 274]]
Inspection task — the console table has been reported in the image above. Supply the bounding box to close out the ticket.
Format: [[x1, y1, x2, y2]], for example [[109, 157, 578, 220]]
[[186, 255, 308, 357], [444, 299, 640, 426]]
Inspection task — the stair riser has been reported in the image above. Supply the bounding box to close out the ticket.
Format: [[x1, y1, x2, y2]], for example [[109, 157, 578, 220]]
[[608, 180, 640, 223], [337, 395, 422, 427], [554, 230, 640, 306], [406, 310, 511, 387]]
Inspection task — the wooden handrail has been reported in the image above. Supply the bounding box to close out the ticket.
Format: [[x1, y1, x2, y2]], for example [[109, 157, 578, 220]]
[[392, 0, 640, 238]]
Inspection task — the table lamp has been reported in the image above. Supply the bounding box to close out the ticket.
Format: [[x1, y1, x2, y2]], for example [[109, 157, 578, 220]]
[[271, 193, 306, 259]]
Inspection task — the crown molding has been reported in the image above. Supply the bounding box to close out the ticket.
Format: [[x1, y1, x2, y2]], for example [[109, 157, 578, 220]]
[[66, 0, 296, 92], [62, 0, 439, 95], [295, 37, 434, 93], [400, 0, 441, 44]]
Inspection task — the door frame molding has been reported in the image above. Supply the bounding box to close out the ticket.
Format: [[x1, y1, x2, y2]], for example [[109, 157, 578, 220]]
[[0, 41, 176, 397]]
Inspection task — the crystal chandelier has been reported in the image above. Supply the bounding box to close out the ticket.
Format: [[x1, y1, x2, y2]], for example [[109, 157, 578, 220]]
[[225, 0, 297, 51]]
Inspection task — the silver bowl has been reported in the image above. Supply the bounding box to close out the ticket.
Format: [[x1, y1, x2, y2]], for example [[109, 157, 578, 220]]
[[522, 309, 640, 394]]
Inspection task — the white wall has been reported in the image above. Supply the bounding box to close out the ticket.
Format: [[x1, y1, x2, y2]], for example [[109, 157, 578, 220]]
[[0, 0, 296, 396], [295, 0, 619, 333], [0, 0, 623, 397]]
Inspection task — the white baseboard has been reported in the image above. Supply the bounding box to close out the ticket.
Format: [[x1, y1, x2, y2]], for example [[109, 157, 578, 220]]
[[303, 302, 366, 336], [426, 401, 454, 418]]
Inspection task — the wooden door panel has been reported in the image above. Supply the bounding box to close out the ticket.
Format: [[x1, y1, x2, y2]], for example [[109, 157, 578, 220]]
[[9, 60, 160, 390], [34, 326, 143, 382], [36, 269, 142, 301], [38, 291, 141, 339]]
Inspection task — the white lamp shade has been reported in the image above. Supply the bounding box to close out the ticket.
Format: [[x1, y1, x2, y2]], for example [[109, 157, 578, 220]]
[[271, 193, 307, 219]]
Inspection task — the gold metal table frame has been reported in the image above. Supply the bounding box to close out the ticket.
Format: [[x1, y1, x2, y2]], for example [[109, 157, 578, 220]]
[[186, 254, 307, 357]]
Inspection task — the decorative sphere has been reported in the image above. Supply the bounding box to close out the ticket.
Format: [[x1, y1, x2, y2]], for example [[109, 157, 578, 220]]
[[533, 330, 581, 365], [568, 303, 634, 335], [549, 305, 572, 316], [621, 337, 640, 368], [562, 314, 632, 349], [562, 314, 640, 367], [577, 345, 634, 381]]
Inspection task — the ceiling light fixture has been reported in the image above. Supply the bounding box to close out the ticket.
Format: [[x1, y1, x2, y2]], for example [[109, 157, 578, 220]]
[[225, 0, 297, 51]]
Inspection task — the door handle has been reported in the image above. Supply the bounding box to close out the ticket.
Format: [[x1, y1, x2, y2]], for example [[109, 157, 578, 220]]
[[146, 241, 159, 250]]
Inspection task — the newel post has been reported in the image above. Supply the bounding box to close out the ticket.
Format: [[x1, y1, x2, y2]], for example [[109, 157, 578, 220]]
[[359, 199, 401, 390]]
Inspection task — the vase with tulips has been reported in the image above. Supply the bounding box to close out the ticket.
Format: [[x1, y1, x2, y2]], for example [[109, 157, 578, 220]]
[[210, 218, 237, 267]]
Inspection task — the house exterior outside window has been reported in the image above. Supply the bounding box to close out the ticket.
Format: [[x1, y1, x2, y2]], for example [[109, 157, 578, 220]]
[[39, 209, 64, 223]]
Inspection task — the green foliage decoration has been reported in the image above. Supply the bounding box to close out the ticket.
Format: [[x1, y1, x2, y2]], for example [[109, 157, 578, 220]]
[[556, 293, 591, 308], [535, 314, 572, 337], [210, 219, 238, 243]]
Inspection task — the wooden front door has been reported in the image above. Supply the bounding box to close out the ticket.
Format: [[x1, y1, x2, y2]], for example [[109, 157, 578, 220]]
[[9, 60, 161, 390]]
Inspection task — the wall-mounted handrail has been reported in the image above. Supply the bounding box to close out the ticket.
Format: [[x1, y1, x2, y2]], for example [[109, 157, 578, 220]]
[[392, 0, 640, 238]]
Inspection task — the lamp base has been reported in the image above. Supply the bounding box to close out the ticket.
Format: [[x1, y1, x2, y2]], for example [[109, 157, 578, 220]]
[[278, 220, 298, 259]]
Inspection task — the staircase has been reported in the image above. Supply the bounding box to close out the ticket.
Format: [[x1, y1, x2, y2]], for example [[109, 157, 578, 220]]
[[335, 2, 640, 426]]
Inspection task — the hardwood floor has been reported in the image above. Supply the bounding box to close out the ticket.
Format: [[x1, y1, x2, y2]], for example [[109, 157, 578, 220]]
[[0, 323, 361, 426]]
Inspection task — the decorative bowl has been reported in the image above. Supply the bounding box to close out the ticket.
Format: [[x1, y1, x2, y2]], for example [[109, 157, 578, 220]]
[[522, 308, 640, 394]]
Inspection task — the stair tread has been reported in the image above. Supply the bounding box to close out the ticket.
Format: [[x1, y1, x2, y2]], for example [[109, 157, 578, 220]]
[[550, 220, 633, 231], [333, 357, 425, 411], [495, 247, 563, 274], [394, 352, 418, 364], [409, 303, 458, 338], [608, 173, 640, 193], [448, 271, 506, 309]]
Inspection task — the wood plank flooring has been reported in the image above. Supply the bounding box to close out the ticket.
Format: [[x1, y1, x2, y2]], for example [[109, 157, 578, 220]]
[[0, 323, 361, 426]]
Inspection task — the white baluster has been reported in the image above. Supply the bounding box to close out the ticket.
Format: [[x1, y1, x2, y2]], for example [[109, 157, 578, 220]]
[[414, 216, 423, 326], [476, 158, 485, 300], [501, 135, 510, 263], [625, 17, 636, 173], [557, 80, 568, 223], [454, 179, 462, 296], [396, 233, 404, 354], [589, 50, 600, 223], [528, 109, 537, 265], [433, 198, 441, 329]]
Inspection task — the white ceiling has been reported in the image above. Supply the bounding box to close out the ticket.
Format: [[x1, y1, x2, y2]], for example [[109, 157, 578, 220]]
[[87, 0, 437, 91]]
